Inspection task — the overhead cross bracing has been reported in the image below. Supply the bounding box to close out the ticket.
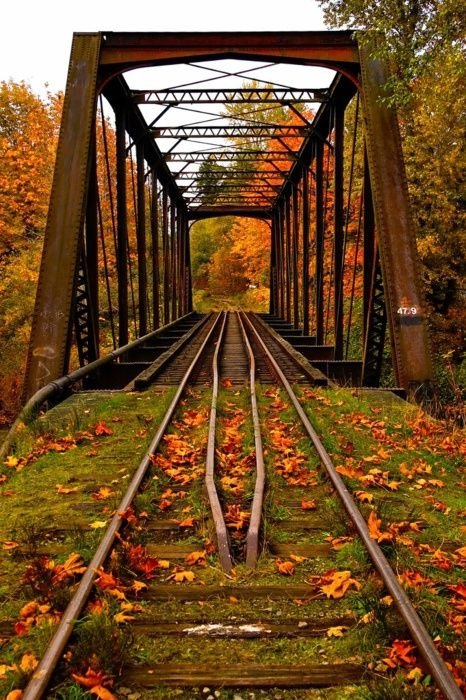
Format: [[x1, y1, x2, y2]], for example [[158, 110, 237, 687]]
[[125, 58, 337, 218]]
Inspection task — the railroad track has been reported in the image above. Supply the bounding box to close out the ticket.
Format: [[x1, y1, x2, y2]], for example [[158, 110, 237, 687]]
[[12, 312, 462, 699]]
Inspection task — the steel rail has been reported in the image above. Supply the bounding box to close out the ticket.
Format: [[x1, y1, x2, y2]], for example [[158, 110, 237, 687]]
[[237, 312, 266, 568], [243, 313, 463, 700], [22, 312, 223, 700], [205, 312, 234, 573]]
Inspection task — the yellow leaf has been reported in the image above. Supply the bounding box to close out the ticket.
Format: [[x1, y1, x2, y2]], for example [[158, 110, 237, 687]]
[[19, 653, 38, 673], [4, 456, 19, 468], [290, 554, 307, 563], [55, 484, 78, 494], [113, 611, 136, 624], [90, 521, 108, 529], [355, 491, 374, 503], [131, 580, 148, 593], [170, 570, 196, 582], [327, 625, 349, 637]]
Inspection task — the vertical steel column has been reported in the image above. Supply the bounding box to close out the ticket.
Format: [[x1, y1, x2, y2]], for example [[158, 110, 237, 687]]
[[333, 105, 345, 359], [302, 165, 310, 336], [315, 140, 325, 345], [24, 33, 101, 398], [292, 183, 300, 328], [269, 214, 278, 315], [363, 148, 375, 342], [186, 219, 193, 313], [277, 207, 285, 319], [170, 197, 177, 321], [150, 171, 160, 330], [359, 47, 432, 387], [285, 195, 292, 323], [136, 141, 147, 336], [162, 187, 170, 325], [85, 122, 99, 359], [116, 106, 129, 347], [177, 207, 184, 316]]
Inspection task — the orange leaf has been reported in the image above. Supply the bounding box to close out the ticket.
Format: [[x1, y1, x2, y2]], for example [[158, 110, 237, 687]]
[[90, 687, 117, 700], [91, 486, 114, 501], [72, 668, 109, 689], [301, 499, 317, 510], [367, 510, 393, 543], [3, 540, 20, 550], [6, 691, 23, 700], [319, 570, 361, 599], [178, 516, 197, 528], [383, 639, 417, 668], [185, 550, 207, 566], [275, 559, 295, 575], [94, 421, 113, 436]]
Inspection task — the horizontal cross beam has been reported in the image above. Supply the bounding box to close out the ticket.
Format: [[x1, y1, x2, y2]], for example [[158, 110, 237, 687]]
[[153, 125, 308, 138], [166, 151, 296, 162], [132, 88, 328, 104]]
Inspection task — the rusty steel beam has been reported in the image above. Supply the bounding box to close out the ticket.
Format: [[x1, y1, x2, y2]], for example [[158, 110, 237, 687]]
[[359, 46, 433, 388], [99, 31, 359, 70], [24, 33, 102, 400], [132, 88, 329, 104]]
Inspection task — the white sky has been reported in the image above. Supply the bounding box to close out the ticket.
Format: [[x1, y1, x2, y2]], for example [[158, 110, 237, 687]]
[[0, 0, 327, 95]]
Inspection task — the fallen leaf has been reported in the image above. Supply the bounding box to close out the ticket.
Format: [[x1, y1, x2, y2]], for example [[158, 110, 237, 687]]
[[6, 691, 23, 700], [169, 570, 196, 582], [19, 653, 38, 673], [178, 516, 197, 528], [55, 484, 78, 495], [301, 499, 317, 510], [327, 625, 349, 637], [72, 667, 110, 689], [4, 456, 19, 468], [355, 491, 374, 504], [90, 686, 117, 700], [90, 521, 108, 529], [275, 559, 295, 576], [319, 570, 361, 599], [2, 541, 19, 550], [94, 421, 113, 436], [185, 550, 207, 566]]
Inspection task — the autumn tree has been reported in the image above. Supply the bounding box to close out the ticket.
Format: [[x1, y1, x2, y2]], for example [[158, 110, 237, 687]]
[[318, 0, 466, 376], [0, 82, 61, 422]]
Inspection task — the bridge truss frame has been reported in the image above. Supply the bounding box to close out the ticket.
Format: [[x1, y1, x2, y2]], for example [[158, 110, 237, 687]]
[[24, 31, 432, 399]]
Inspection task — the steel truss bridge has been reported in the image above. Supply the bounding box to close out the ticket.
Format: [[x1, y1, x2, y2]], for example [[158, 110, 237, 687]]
[[24, 31, 432, 399]]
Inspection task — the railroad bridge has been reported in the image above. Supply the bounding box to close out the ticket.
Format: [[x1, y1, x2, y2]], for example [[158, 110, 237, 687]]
[[24, 30, 433, 400]]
